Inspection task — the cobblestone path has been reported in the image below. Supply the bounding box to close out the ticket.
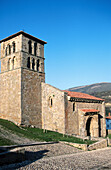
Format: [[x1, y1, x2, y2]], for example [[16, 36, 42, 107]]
[[0, 143, 111, 169]]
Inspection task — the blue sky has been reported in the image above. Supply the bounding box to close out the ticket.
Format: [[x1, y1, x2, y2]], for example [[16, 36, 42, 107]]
[[0, 0, 111, 89]]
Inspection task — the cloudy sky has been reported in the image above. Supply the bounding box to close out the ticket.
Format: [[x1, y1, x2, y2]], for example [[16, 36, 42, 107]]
[[0, 0, 111, 89]]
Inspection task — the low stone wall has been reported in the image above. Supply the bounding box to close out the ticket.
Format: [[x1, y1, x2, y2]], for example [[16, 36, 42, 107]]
[[88, 139, 107, 151], [107, 137, 111, 146], [60, 141, 87, 151]]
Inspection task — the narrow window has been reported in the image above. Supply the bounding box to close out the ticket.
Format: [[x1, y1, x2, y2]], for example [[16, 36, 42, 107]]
[[28, 40, 32, 54], [32, 58, 35, 70], [49, 97, 53, 107], [37, 59, 39, 71], [39, 45, 42, 57], [34, 43, 37, 56], [5, 47, 7, 56], [73, 103, 75, 112], [9, 45, 11, 54], [27, 57, 30, 68], [8, 58, 11, 70], [51, 98, 53, 107], [12, 42, 16, 53], [13, 56, 16, 69]]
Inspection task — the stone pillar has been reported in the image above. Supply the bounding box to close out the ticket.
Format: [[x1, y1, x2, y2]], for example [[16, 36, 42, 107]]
[[102, 101, 106, 137]]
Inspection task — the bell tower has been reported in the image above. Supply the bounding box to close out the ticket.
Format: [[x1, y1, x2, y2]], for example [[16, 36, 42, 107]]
[[0, 31, 47, 127]]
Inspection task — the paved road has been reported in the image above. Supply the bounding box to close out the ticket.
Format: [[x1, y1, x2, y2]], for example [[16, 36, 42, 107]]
[[1, 146, 111, 169]]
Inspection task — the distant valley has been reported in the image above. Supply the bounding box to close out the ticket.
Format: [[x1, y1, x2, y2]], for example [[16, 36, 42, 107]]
[[67, 82, 111, 116]]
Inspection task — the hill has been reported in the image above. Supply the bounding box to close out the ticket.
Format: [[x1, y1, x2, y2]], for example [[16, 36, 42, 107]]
[[67, 82, 111, 116], [68, 82, 111, 94]]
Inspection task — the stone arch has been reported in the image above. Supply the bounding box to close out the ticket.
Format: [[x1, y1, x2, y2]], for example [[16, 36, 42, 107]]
[[85, 115, 99, 137], [8, 58, 11, 70], [12, 56, 16, 69], [86, 117, 93, 136]]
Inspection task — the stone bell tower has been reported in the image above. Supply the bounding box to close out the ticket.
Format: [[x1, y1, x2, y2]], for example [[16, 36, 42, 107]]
[[0, 31, 47, 127]]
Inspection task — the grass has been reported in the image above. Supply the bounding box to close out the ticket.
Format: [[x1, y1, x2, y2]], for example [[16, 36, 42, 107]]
[[0, 118, 96, 146], [108, 134, 111, 139], [0, 136, 15, 146]]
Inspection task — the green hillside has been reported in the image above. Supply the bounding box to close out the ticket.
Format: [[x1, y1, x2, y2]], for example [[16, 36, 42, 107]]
[[0, 118, 95, 146]]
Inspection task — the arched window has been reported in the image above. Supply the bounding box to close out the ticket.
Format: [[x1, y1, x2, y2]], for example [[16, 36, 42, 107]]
[[34, 43, 37, 56], [5, 47, 7, 56], [8, 58, 11, 70], [27, 57, 30, 68], [13, 56, 16, 69], [32, 58, 35, 70], [73, 103, 75, 112], [37, 59, 40, 71], [8, 44, 11, 55], [12, 42, 16, 53], [49, 97, 53, 107], [28, 40, 32, 54]]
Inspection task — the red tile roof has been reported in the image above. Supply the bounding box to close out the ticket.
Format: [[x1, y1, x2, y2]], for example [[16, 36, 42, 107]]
[[80, 109, 100, 113], [64, 90, 104, 101]]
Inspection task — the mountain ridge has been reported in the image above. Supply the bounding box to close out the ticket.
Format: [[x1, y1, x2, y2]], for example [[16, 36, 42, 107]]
[[67, 82, 111, 94], [67, 82, 111, 116]]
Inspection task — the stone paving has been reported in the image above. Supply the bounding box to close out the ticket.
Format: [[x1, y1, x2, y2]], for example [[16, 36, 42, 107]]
[[0, 143, 111, 169]]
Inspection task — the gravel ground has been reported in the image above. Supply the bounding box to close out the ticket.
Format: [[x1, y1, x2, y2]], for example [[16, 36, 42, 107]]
[[0, 143, 111, 170]]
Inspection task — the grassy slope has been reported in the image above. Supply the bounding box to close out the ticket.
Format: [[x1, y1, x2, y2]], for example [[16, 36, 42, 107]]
[[0, 118, 96, 146]]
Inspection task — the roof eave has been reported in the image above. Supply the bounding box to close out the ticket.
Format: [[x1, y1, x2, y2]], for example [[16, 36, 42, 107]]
[[0, 31, 47, 44]]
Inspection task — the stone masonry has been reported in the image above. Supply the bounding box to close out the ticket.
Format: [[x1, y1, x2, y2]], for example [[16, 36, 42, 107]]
[[0, 31, 106, 137]]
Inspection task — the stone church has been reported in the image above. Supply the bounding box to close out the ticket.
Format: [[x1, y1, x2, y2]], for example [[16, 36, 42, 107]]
[[0, 31, 106, 138]]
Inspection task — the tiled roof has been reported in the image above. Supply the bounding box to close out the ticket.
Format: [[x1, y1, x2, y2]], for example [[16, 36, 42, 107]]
[[64, 90, 104, 101], [80, 109, 100, 113], [106, 116, 111, 119]]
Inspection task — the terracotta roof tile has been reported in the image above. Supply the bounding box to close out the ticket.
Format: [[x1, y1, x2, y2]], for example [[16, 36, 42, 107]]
[[80, 109, 100, 113], [63, 90, 104, 101]]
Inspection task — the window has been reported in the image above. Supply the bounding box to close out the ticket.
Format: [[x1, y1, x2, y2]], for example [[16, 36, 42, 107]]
[[12, 42, 16, 53], [34, 43, 37, 56], [8, 58, 11, 70], [32, 58, 35, 70], [39, 45, 42, 57], [8, 45, 11, 54], [28, 40, 32, 54], [5, 47, 7, 56], [49, 97, 53, 107], [13, 56, 16, 69], [37, 59, 39, 71], [27, 57, 30, 68], [73, 103, 75, 112]]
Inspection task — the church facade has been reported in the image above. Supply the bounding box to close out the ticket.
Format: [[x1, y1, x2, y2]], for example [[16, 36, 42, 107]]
[[0, 31, 106, 138]]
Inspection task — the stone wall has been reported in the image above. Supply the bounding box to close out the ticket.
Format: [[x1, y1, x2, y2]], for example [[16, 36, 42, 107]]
[[66, 101, 79, 135], [41, 83, 67, 134], [67, 101, 106, 137], [21, 69, 42, 128], [0, 69, 22, 124], [88, 139, 107, 150]]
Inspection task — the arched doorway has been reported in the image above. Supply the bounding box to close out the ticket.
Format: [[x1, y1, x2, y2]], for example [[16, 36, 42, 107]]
[[86, 117, 92, 136]]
